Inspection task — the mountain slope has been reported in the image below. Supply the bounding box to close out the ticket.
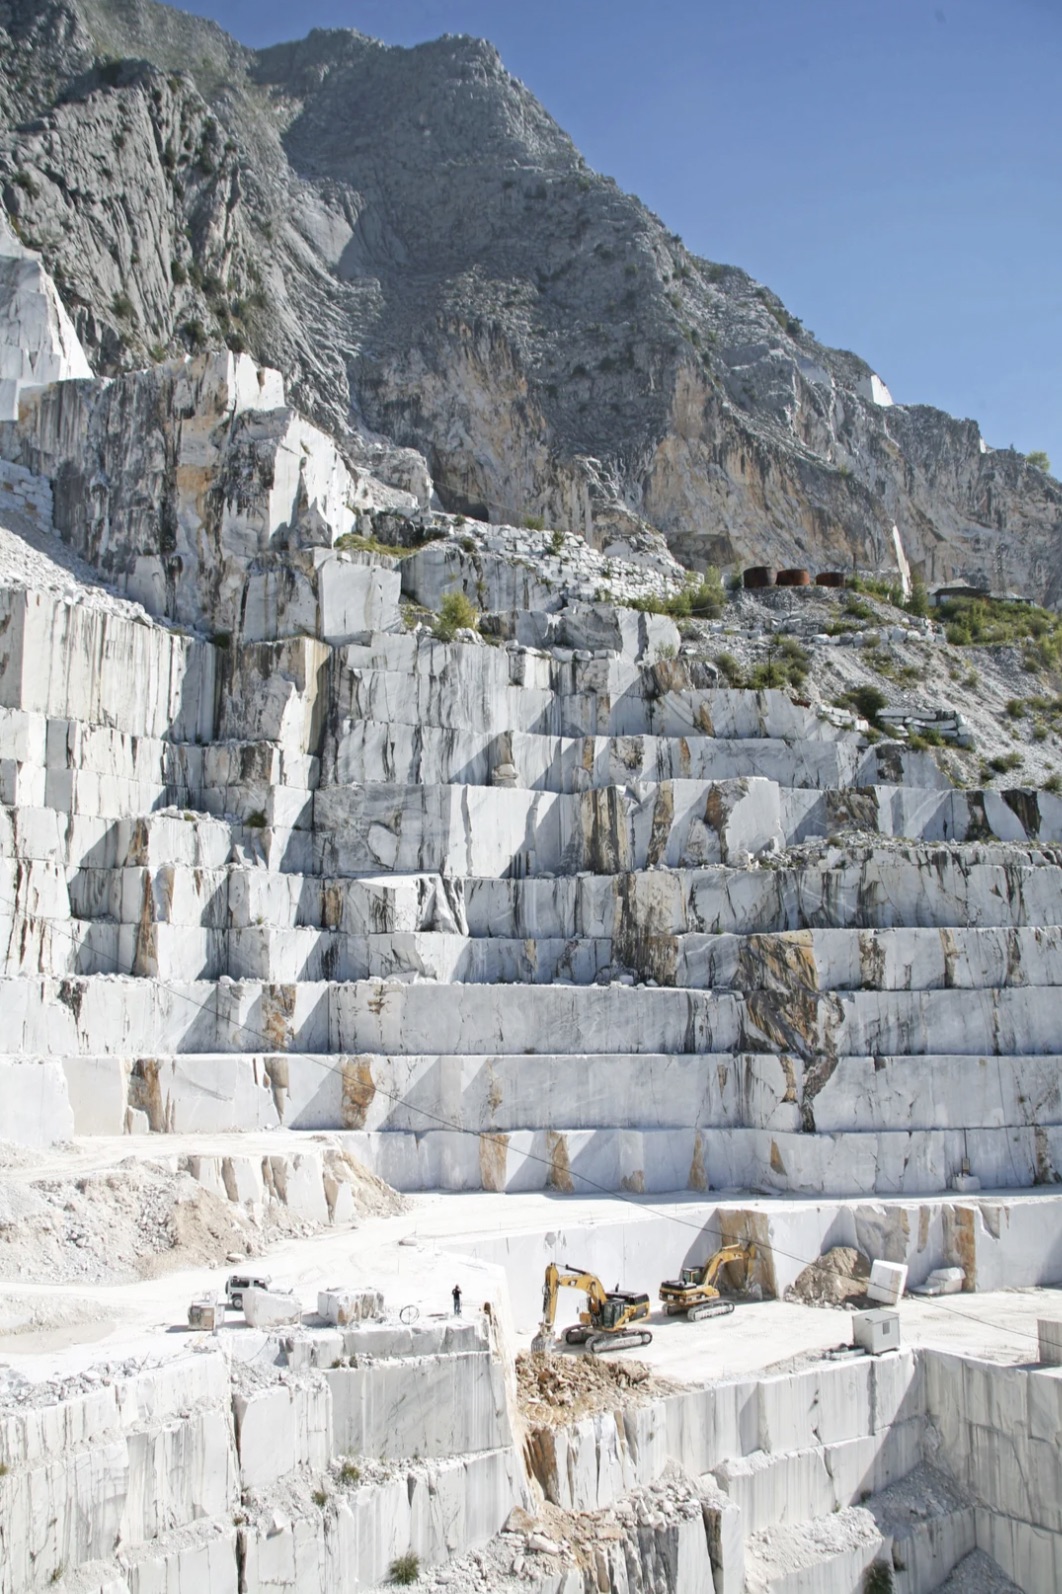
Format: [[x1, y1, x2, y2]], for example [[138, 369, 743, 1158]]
[[1, 0, 1059, 593]]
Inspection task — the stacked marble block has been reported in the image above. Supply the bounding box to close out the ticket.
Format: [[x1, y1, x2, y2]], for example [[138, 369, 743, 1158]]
[[0, 1320, 525, 1594], [5, 564, 1062, 1191]]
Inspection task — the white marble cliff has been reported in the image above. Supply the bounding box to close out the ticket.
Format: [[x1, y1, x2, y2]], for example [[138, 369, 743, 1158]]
[[0, 231, 1060, 1593]]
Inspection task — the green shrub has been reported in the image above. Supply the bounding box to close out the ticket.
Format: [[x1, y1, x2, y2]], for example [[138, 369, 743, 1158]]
[[1044, 773, 1062, 794], [748, 660, 787, 690], [312, 1487, 328, 1507], [522, 515, 545, 531], [1027, 450, 1051, 473], [631, 568, 725, 620], [747, 639, 809, 692], [337, 1460, 361, 1485], [938, 596, 1062, 666], [431, 591, 478, 642], [112, 291, 135, 320], [837, 685, 888, 729], [988, 751, 1023, 775], [848, 575, 895, 606], [714, 652, 745, 687], [389, 1553, 420, 1585], [1005, 698, 1027, 719]]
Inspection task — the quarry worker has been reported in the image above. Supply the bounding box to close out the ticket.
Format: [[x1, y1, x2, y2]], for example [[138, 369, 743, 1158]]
[[452, 1283, 462, 1316]]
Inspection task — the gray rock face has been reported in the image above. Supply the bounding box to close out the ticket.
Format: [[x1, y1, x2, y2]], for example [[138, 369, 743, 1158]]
[[0, 0, 1060, 595]]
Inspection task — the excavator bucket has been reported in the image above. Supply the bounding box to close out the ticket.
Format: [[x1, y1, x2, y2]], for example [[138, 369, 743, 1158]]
[[530, 1323, 555, 1353]]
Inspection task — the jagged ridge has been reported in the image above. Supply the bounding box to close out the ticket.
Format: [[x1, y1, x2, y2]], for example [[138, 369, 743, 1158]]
[[0, 0, 1060, 595]]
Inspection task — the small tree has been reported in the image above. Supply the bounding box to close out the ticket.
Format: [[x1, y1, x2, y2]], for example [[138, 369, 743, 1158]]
[[1026, 450, 1051, 472], [432, 591, 478, 642], [906, 576, 930, 618]]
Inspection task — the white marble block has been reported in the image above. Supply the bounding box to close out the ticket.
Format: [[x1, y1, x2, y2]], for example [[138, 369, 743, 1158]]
[[867, 1260, 909, 1306]]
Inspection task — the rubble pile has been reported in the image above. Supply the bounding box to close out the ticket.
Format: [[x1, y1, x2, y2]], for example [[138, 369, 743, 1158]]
[[0, 1138, 406, 1284], [516, 1352, 666, 1427], [784, 1247, 872, 1310]]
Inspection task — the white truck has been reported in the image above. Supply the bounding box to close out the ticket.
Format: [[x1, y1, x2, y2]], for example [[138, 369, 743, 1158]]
[[225, 1272, 270, 1311]]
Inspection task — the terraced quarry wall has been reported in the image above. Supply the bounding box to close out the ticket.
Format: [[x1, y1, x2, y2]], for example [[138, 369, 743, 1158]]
[[1, 247, 1060, 1590]]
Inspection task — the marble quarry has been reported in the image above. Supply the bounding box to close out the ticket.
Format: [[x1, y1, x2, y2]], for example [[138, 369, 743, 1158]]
[[0, 254, 1060, 1590], [2, 1305, 1059, 1593]]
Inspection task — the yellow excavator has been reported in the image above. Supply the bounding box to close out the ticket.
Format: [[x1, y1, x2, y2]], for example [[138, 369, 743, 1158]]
[[531, 1262, 653, 1355], [659, 1242, 757, 1321]]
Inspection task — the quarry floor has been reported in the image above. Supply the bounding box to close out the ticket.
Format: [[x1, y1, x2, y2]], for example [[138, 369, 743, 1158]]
[[0, 1134, 1057, 1390]]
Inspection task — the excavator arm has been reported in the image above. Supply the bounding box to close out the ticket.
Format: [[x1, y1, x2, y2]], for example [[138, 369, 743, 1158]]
[[539, 1262, 609, 1330], [697, 1242, 756, 1289]]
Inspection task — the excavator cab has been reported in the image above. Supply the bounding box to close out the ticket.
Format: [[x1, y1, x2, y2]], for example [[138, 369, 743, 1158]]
[[594, 1291, 650, 1331]]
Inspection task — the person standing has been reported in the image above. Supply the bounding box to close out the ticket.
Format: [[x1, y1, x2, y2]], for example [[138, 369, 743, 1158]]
[[452, 1284, 462, 1316]]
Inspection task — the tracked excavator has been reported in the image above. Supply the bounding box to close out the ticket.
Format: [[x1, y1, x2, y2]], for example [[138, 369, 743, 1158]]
[[531, 1262, 653, 1355], [659, 1242, 757, 1320]]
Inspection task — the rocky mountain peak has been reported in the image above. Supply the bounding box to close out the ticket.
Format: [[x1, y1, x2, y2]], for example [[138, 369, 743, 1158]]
[[0, 0, 1058, 597]]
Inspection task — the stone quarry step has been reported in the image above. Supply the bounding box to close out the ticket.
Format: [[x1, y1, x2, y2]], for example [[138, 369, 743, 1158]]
[[713, 1424, 921, 1534], [744, 1505, 885, 1592], [0, 804, 236, 868], [5, 977, 1062, 1061], [460, 849, 1062, 938], [60, 852, 1062, 937], [0, 587, 217, 740], [14, 1049, 1062, 1191], [864, 1462, 976, 1594], [339, 1121, 1062, 1195], [310, 778, 1062, 879], [21, 895, 1062, 990], [334, 636, 850, 741], [329, 716, 948, 793]]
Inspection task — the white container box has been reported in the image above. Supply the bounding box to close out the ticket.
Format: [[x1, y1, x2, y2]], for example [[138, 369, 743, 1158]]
[[853, 1309, 901, 1355]]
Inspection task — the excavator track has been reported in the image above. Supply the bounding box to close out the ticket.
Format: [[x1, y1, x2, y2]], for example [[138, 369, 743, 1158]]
[[586, 1329, 653, 1355], [564, 1325, 592, 1344], [687, 1299, 736, 1322]]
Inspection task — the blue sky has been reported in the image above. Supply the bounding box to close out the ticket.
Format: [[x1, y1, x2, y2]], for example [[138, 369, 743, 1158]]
[[187, 0, 1060, 471]]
